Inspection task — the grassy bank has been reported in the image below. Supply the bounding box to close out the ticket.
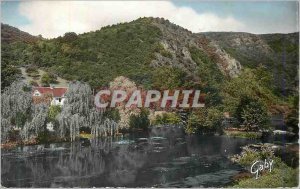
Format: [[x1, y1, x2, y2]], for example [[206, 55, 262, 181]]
[[230, 144, 299, 187]]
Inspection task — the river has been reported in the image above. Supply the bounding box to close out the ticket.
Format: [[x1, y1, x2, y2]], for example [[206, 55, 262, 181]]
[[1, 126, 259, 187]]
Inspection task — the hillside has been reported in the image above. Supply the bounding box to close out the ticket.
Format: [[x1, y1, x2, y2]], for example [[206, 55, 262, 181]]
[[1, 23, 39, 44], [203, 32, 299, 95], [1, 17, 299, 135], [1, 18, 298, 99], [1, 18, 241, 89]]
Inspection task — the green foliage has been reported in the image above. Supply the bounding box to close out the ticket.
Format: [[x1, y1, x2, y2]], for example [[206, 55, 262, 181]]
[[232, 145, 298, 187], [37, 130, 50, 143], [268, 37, 298, 54], [151, 66, 186, 90], [186, 108, 223, 134], [1, 18, 162, 88], [12, 112, 28, 128], [241, 101, 269, 129], [190, 46, 224, 107], [233, 167, 298, 188], [153, 112, 181, 125], [154, 43, 172, 58], [190, 46, 224, 85], [36, 130, 59, 144], [47, 105, 61, 121], [29, 80, 39, 87], [41, 73, 57, 86], [129, 108, 150, 130], [103, 108, 121, 122], [235, 96, 270, 130], [1, 63, 21, 91], [26, 66, 39, 77], [224, 130, 262, 139], [222, 67, 280, 114], [285, 95, 299, 134], [60, 32, 78, 43]]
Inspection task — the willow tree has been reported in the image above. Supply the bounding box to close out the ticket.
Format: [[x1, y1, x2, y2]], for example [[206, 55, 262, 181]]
[[1, 81, 49, 142], [57, 81, 119, 141]]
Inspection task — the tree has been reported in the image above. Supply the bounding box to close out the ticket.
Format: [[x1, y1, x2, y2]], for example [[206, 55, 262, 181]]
[[62, 32, 78, 43], [186, 108, 223, 134], [129, 108, 150, 130], [239, 98, 270, 131], [1, 63, 21, 91]]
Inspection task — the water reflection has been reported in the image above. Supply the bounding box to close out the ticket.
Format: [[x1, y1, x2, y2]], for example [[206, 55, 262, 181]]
[[1, 126, 256, 187]]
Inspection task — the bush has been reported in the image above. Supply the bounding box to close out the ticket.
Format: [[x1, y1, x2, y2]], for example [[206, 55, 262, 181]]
[[129, 108, 150, 130], [103, 108, 120, 122], [152, 112, 181, 125], [186, 108, 223, 134], [26, 66, 39, 77], [41, 73, 57, 86]]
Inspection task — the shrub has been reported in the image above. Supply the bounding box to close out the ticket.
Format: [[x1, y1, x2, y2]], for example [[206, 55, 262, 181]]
[[26, 66, 39, 77], [41, 73, 57, 86], [30, 80, 39, 87], [129, 108, 150, 130], [152, 112, 181, 125], [186, 108, 223, 134], [103, 108, 120, 122]]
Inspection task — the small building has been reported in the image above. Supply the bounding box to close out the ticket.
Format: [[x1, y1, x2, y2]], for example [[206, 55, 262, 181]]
[[32, 86, 68, 106]]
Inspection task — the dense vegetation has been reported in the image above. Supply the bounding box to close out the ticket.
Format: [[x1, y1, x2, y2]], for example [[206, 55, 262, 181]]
[[230, 145, 298, 187], [204, 32, 299, 96], [1, 18, 163, 88], [1, 18, 298, 188], [1, 17, 298, 135]]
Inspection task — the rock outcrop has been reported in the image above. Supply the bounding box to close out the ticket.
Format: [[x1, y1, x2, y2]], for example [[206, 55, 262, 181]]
[[149, 18, 241, 78]]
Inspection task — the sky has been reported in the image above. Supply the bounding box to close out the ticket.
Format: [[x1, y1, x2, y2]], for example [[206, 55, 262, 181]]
[[1, 1, 299, 38]]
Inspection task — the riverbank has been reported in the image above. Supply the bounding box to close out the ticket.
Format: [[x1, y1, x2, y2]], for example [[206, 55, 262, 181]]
[[1, 138, 37, 149], [224, 130, 262, 139], [229, 143, 299, 187]]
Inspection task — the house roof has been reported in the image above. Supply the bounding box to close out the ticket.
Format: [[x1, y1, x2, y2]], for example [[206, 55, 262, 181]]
[[33, 87, 67, 97]]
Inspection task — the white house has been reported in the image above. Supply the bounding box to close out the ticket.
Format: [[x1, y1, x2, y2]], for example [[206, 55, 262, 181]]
[[32, 86, 68, 106]]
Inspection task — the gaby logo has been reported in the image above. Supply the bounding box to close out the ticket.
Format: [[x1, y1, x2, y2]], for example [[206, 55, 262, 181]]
[[251, 159, 274, 179], [95, 89, 205, 108]]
